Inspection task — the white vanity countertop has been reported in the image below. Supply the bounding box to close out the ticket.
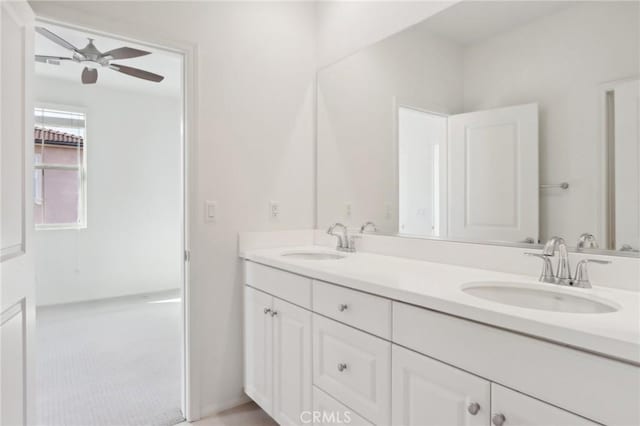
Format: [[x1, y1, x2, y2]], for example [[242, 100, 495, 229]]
[[242, 246, 640, 365]]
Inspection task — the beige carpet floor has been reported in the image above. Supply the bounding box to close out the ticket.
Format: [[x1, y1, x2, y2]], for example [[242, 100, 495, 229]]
[[36, 290, 183, 426]]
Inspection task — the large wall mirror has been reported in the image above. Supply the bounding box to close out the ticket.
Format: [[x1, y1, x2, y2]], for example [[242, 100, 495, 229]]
[[317, 1, 640, 256]]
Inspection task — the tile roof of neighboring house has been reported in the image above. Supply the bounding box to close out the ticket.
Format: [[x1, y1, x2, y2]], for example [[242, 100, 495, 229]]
[[34, 127, 84, 147]]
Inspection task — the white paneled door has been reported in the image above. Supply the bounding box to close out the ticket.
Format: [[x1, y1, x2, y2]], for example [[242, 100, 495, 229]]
[[244, 287, 274, 416], [448, 104, 539, 243], [391, 345, 490, 426], [272, 298, 312, 426], [1, 1, 35, 425], [491, 384, 598, 426]]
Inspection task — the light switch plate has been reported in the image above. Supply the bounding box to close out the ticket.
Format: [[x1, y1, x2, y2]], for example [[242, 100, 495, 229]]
[[205, 201, 217, 223]]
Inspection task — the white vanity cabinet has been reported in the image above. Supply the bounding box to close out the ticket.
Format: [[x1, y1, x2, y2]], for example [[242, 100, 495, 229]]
[[244, 286, 312, 425], [243, 261, 638, 426]]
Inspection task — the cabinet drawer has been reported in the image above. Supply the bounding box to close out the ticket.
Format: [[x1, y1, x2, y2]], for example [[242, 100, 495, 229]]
[[393, 301, 640, 426], [313, 315, 391, 425], [312, 386, 373, 426], [313, 281, 391, 339], [245, 261, 312, 309]]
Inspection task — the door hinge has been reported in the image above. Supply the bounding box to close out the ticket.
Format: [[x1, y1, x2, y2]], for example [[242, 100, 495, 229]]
[[184, 250, 191, 262]]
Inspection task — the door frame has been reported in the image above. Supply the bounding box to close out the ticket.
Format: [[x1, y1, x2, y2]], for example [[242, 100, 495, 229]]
[[598, 76, 640, 252], [33, 17, 201, 421]]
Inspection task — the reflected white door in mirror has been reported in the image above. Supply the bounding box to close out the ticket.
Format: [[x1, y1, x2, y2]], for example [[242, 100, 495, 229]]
[[399, 103, 539, 243]]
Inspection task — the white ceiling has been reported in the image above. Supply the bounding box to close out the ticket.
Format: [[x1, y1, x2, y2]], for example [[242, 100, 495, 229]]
[[35, 22, 182, 97], [423, 1, 575, 45]]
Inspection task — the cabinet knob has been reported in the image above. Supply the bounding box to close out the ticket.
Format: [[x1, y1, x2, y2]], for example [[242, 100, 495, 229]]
[[337, 363, 347, 372], [492, 413, 506, 426], [338, 304, 348, 312], [467, 402, 480, 415], [270, 310, 278, 317], [263, 308, 271, 315]]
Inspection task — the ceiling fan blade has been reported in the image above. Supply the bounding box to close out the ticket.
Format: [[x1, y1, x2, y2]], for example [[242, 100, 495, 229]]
[[35, 55, 73, 65], [100, 47, 151, 60], [81, 67, 98, 84], [109, 63, 164, 82], [36, 27, 79, 52]]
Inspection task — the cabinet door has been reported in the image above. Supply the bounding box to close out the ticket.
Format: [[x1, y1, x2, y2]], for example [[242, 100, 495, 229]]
[[392, 345, 490, 426], [491, 384, 598, 426], [272, 298, 312, 426], [244, 286, 273, 415]]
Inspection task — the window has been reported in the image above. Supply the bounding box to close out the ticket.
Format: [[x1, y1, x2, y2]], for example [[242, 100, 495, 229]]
[[34, 106, 87, 229]]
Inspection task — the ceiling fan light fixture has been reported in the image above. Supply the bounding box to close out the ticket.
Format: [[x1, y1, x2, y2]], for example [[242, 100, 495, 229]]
[[35, 27, 164, 85], [81, 67, 98, 85]]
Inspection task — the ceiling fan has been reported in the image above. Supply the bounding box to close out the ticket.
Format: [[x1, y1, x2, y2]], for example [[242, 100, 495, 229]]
[[35, 27, 165, 85]]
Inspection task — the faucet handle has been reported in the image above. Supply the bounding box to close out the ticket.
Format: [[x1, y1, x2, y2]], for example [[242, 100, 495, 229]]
[[573, 259, 611, 288], [360, 221, 377, 234], [524, 252, 555, 283]]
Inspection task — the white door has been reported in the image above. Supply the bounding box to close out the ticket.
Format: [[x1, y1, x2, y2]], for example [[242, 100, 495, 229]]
[[391, 345, 490, 426], [448, 103, 538, 243], [611, 79, 640, 251], [1, 1, 35, 425], [272, 298, 311, 426], [491, 384, 597, 426], [244, 286, 273, 415], [398, 107, 448, 237]]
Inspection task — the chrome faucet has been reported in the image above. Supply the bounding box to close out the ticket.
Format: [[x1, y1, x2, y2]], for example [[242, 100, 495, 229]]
[[573, 259, 611, 288], [327, 223, 355, 252], [527, 236, 611, 287], [524, 252, 555, 283], [577, 233, 599, 250], [360, 221, 377, 234], [542, 236, 572, 285]]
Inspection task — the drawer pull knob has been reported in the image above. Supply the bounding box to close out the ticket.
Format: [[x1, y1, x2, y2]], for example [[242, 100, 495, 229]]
[[338, 304, 348, 312], [492, 413, 506, 426], [467, 402, 480, 415], [270, 310, 278, 317], [263, 308, 271, 315], [337, 363, 347, 372]]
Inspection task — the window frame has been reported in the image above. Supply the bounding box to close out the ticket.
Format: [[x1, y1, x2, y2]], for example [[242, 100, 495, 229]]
[[34, 102, 88, 231]]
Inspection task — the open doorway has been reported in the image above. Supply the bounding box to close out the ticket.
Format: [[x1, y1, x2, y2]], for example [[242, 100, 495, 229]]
[[32, 21, 186, 426]]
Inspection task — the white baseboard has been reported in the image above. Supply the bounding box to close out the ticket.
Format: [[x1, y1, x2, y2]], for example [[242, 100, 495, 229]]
[[200, 395, 252, 419]]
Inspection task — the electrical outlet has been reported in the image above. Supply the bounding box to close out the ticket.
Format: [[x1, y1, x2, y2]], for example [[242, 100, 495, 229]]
[[269, 201, 280, 219], [345, 203, 352, 218], [385, 204, 392, 220], [205, 201, 217, 223]]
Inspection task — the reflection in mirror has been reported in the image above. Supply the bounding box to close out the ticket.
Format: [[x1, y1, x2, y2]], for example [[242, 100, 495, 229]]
[[317, 1, 639, 254]]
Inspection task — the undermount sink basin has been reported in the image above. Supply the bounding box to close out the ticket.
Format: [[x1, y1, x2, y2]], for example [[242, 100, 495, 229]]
[[281, 251, 345, 260], [461, 282, 619, 314]]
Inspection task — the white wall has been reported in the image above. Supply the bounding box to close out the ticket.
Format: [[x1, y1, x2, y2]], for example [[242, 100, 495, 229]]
[[29, 0, 317, 417], [315, 0, 456, 67], [463, 1, 639, 243], [33, 75, 182, 306]]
